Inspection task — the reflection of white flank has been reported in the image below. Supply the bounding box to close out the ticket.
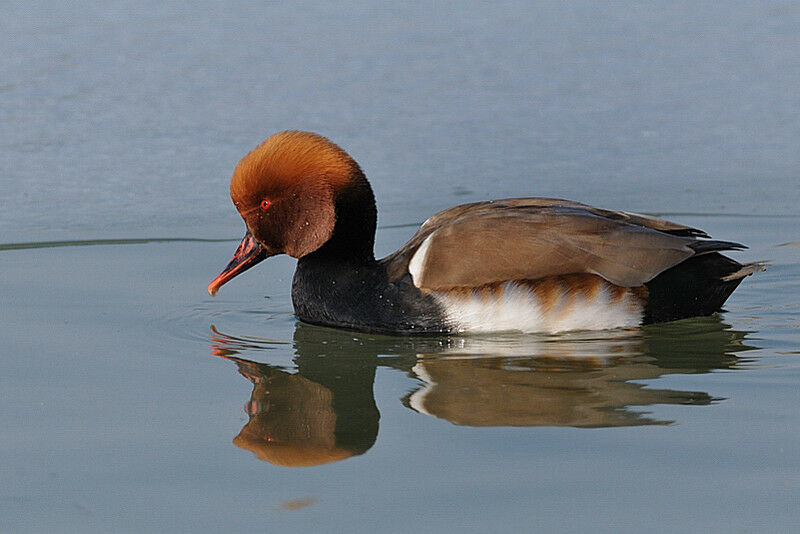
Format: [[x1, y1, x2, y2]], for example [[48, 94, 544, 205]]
[[408, 362, 436, 416], [415, 328, 642, 361], [408, 234, 434, 288]]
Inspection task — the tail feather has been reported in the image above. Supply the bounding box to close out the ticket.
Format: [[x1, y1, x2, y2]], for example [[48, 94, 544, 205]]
[[721, 261, 768, 282], [688, 239, 747, 255], [643, 252, 762, 324]]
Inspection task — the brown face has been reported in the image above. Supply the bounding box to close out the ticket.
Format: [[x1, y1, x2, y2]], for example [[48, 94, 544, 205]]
[[234, 180, 336, 258], [208, 131, 355, 296]]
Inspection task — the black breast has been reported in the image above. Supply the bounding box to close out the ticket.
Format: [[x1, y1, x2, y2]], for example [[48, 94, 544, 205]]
[[291, 255, 448, 334]]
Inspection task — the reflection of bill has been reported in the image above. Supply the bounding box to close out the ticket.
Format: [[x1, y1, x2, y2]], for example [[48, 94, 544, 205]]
[[211, 317, 753, 466]]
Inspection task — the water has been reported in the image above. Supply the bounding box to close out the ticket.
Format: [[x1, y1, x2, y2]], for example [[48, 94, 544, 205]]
[[2, 2, 799, 532]]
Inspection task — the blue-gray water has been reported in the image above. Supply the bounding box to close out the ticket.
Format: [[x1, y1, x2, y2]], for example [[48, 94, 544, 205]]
[[2, 2, 799, 532]]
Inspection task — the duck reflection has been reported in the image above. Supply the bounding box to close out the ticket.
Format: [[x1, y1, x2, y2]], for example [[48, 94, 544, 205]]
[[211, 316, 754, 466], [405, 319, 752, 427], [211, 335, 379, 467]]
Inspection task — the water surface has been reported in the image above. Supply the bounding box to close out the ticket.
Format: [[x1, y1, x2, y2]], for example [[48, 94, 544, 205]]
[[2, 2, 800, 532]]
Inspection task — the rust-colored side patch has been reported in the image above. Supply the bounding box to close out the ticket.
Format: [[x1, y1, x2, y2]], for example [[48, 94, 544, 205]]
[[629, 285, 649, 309], [436, 274, 642, 313], [531, 276, 564, 314], [607, 283, 628, 303], [566, 274, 603, 300], [282, 497, 316, 511]]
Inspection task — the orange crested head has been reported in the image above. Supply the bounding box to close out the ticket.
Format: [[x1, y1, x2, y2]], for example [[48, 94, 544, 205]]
[[208, 131, 373, 296], [230, 130, 359, 212], [229, 130, 364, 258]]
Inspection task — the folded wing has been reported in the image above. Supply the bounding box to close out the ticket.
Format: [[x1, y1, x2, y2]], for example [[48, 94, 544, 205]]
[[381, 199, 743, 290]]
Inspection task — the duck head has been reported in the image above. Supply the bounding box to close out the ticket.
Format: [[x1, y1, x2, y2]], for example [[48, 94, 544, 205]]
[[208, 131, 376, 296]]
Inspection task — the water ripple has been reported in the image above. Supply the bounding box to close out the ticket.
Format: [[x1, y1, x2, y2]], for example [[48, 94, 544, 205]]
[[0, 237, 236, 252]]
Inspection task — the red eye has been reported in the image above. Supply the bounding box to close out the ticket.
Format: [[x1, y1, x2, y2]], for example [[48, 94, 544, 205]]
[[260, 199, 271, 210]]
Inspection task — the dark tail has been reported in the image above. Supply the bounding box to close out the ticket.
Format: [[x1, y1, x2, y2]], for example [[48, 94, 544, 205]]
[[643, 252, 765, 324]]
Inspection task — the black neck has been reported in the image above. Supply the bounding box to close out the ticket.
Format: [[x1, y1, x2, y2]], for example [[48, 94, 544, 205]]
[[307, 169, 377, 264], [291, 169, 448, 333]]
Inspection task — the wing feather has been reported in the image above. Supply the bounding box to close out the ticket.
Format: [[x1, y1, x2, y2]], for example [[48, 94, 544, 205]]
[[381, 199, 734, 289]]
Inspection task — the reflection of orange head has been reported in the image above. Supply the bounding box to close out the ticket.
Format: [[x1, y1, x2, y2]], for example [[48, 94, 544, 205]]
[[232, 368, 376, 467], [233, 436, 356, 467], [211, 324, 381, 467]]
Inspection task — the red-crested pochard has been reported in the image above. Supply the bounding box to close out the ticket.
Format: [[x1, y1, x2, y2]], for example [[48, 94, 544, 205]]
[[209, 131, 764, 334]]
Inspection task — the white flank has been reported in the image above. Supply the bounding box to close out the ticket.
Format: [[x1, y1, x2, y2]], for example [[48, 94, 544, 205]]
[[408, 233, 434, 288], [432, 281, 643, 334]]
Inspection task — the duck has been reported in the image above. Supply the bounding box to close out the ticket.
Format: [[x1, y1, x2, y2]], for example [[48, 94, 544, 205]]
[[208, 130, 764, 335]]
